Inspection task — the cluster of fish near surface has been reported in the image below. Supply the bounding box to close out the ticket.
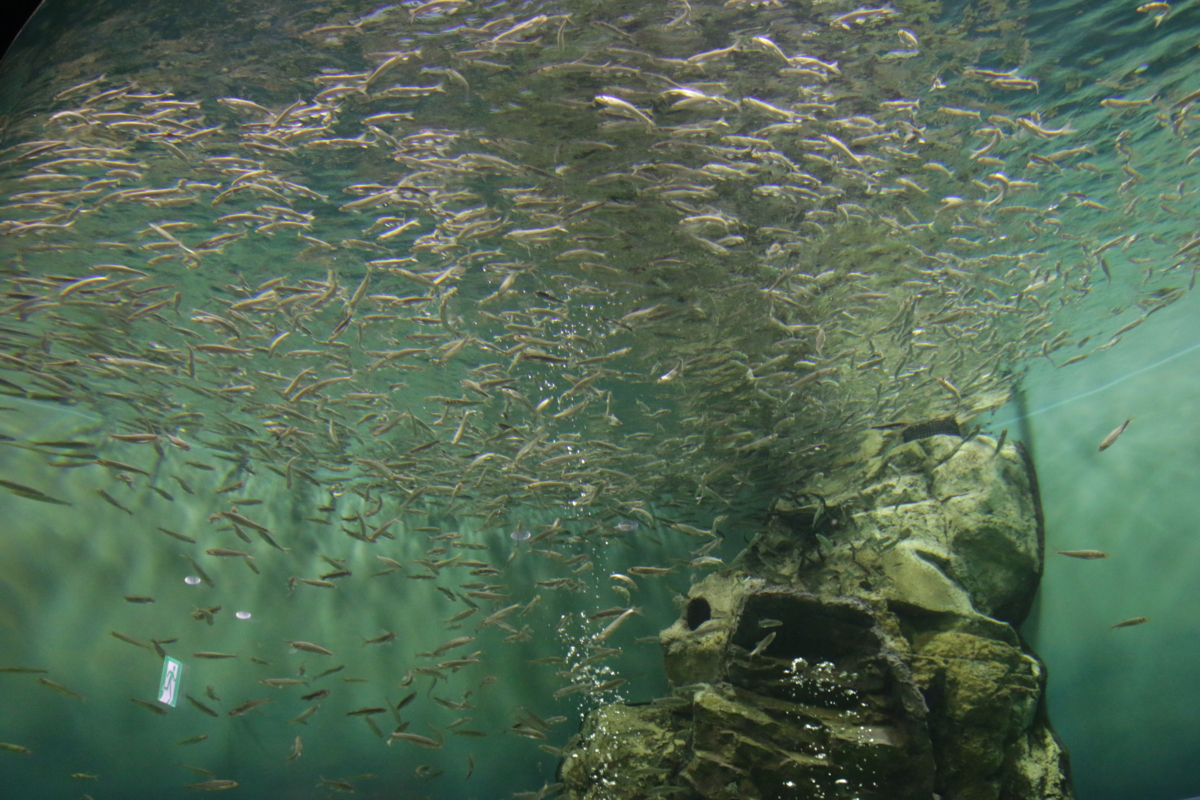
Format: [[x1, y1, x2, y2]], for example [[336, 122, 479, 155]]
[[0, 0, 1195, 791]]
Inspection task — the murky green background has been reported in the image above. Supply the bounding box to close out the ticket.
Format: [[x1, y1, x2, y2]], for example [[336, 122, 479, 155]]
[[1, 0, 1199, 798]]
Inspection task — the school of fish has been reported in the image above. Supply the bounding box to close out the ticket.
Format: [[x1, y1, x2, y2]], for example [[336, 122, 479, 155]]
[[0, 0, 1191, 793]]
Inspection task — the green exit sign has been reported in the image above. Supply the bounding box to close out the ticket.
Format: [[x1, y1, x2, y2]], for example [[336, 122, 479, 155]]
[[157, 656, 183, 707]]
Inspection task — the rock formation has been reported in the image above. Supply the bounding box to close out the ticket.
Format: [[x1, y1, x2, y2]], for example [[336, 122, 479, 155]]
[[559, 430, 1075, 800]]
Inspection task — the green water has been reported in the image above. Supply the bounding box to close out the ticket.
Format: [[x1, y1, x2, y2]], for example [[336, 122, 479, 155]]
[[0, 0, 1198, 798]]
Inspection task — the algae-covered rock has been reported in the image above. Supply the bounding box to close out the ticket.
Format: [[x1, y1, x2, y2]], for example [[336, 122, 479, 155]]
[[858, 435, 1043, 624], [560, 427, 1072, 800], [877, 540, 976, 615], [1001, 721, 1075, 800], [681, 682, 914, 800], [559, 703, 691, 800], [910, 630, 1045, 798], [660, 574, 758, 687], [928, 438, 1043, 624]]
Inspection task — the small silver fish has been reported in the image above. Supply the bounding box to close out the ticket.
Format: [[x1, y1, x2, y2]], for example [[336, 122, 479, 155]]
[[749, 632, 776, 657], [1098, 419, 1130, 451]]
